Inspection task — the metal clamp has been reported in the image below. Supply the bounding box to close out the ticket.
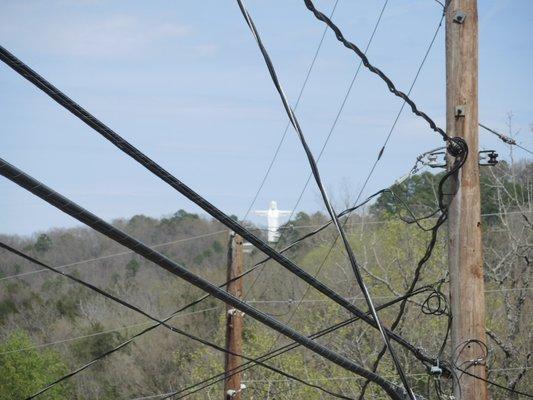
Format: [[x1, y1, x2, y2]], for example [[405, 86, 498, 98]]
[[479, 150, 498, 166], [428, 359, 443, 376], [227, 308, 245, 317], [455, 105, 467, 118]]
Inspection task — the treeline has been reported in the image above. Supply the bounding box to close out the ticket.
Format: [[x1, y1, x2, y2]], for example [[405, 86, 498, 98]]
[[0, 161, 530, 399]]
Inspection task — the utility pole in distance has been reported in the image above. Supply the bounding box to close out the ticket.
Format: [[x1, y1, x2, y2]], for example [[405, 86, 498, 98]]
[[224, 233, 244, 400], [446, 1, 488, 399]]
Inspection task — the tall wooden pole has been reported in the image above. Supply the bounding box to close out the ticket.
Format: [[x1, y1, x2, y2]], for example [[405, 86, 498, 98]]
[[446, 1, 488, 399], [224, 233, 244, 400]]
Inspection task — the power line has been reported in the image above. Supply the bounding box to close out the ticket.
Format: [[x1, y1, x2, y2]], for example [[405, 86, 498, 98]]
[[351, 10, 445, 208], [0, 241, 357, 400], [1, 206, 526, 284], [1, 186, 442, 381], [302, 0, 450, 142], [236, 1, 391, 390], [134, 285, 436, 400], [479, 122, 533, 156], [0, 307, 220, 356], [0, 158, 409, 400], [240, 0, 340, 222], [0, 230, 227, 282], [252, 13, 449, 397], [0, 45, 421, 372], [232, 366, 531, 383], [235, 0, 390, 363], [0, 44, 447, 376], [235, 1, 415, 397]]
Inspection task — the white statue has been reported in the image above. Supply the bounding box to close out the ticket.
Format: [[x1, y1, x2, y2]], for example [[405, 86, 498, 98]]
[[254, 201, 291, 243]]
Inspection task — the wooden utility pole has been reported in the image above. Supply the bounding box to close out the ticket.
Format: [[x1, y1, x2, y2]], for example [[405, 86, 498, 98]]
[[224, 233, 244, 400], [446, 1, 488, 399]]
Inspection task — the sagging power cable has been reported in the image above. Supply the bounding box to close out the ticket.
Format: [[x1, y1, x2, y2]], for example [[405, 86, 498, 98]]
[[1, 184, 430, 395], [0, 157, 411, 400], [0, 44, 444, 375], [235, 1, 415, 397]]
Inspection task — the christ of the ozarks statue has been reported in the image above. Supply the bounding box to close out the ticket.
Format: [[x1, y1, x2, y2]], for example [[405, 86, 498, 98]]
[[253, 201, 291, 243]]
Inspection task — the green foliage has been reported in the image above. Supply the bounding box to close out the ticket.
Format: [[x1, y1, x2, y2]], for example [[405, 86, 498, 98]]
[[0, 330, 71, 399], [34, 233, 53, 253], [55, 296, 80, 320], [72, 322, 124, 361], [371, 163, 529, 221], [0, 299, 18, 321], [126, 258, 140, 278], [211, 240, 223, 254], [371, 171, 443, 217]]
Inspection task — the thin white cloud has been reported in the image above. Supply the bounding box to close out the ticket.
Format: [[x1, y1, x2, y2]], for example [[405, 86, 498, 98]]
[[0, 8, 192, 58]]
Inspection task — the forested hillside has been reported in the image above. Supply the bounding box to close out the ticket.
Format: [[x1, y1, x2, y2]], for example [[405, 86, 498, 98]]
[[0, 161, 530, 400]]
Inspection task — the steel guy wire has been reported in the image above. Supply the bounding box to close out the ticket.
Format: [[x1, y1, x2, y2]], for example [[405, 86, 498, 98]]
[[479, 122, 533, 156]]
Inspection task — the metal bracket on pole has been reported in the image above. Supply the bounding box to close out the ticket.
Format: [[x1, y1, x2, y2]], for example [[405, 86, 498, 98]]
[[455, 105, 467, 118], [453, 10, 467, 24]]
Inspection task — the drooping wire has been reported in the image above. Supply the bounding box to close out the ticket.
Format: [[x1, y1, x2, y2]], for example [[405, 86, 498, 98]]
[[235, 1, 416, 397], [0, 230, 227, 282], [0, 157, 408, 400], [0, 41, 443, 377], [2, 184, 446, 378], [354, 10, 446, 208], [297, 7, 447, 318], [302, 0, 449, 142]]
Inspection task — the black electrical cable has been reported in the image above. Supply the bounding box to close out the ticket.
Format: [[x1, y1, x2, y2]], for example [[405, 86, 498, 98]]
[[301, 9, 448, 342], [240, 0, 340, 222], [154, 285, 437, 400], [238, 0, 389, 326], [301, 0, 449, 142], [0, 45, 445, 373], [0, 242, 356, 400], [3, 184, 433, 395], [0, 45, 427, 373], [0, 158, 409, 400], [5, 235, 434, 400], [354, 9, 446, 212], [235, 1, 415, 397], [357, 138, 468, 399], [455, 367, 533, 399]]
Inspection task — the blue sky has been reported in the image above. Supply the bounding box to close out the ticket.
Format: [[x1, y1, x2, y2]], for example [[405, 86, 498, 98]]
[[1, 0, 532, 236]]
